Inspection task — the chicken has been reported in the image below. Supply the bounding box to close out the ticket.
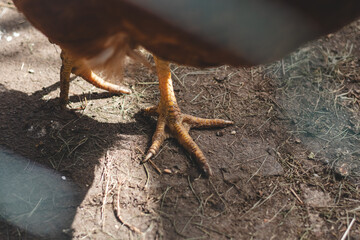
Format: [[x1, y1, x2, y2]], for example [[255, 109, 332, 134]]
[[13, 0, 360, 176]]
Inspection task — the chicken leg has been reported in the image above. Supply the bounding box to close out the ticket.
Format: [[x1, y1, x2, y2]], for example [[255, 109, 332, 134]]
[[143, 56, 233, 176], [59, 50, 131, 108]]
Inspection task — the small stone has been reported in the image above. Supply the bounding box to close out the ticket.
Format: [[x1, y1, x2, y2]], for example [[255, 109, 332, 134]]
[[216, 131, 224, 137], [163, 169, 172, 174], [28, 69, 35, 74], [61, 176, 67, 181], [308, 152, 315, 160], [230, 130, 236, 135], [335, 163, 349, 177]]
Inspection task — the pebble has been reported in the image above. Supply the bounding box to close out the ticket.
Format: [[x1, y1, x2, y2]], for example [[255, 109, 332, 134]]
[[216, 130, 224, 137], [308, 152, 315, 160]]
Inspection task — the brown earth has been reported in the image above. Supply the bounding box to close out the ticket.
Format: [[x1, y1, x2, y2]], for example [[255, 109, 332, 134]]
[[0, 1, 360, 239]]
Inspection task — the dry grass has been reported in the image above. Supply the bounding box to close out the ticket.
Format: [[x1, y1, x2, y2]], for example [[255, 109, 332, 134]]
[[262, 33, 360, 238], [267, 36, 360, 177]]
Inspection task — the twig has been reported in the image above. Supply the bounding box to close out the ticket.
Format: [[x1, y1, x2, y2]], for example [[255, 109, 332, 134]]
[[190, 89, 204, 103], [247, 156, 268, 183], [188, 176, 202, 206], [27, 198, 43, 218], [240, 185, 278, 219], [155, 210, 188, 238], [281, 59, 286, 76], [143, 162, 150, 187], [137, 82, 159, 85], [349, 206, 360, 212], [160, 186, 172, 209], [250, 117, 272, 135], [114, 179, 142, 234], [148, 159, 162, 174], [170, 69, 186, 89], [340, 216, 356, 240], [101, 153, 112, 230], [289, 187, 304, 205], [181, 214, 196, 234], [209, 179, 228, 215], [266, 204, 288, 223], [136, 147, 152, 185]]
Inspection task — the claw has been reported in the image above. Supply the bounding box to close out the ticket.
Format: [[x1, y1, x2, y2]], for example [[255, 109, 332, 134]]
[[143, 152, 153, 163]]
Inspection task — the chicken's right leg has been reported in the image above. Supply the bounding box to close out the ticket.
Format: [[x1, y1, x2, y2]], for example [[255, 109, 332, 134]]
[[59, 50, 131, 108], [143, 57, 233, 176]]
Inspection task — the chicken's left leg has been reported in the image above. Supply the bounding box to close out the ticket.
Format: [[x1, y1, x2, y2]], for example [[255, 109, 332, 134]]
[[143, 56, 233, 176], [59, 50, 131, 108]]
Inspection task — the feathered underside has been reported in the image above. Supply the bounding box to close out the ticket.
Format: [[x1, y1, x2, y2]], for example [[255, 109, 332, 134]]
[[64, 33, 153, 83], [13, 0, 360, 71]]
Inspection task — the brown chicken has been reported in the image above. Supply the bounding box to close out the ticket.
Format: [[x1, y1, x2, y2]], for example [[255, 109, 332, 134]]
[[13, 0, 360, 176]]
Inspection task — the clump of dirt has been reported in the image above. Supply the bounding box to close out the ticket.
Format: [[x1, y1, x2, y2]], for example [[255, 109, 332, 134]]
[[0, 1, 359, 239]]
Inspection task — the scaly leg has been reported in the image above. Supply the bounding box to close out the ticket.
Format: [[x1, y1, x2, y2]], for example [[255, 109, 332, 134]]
[[143, 56, 233, 176], [59, 50, 131, 108]]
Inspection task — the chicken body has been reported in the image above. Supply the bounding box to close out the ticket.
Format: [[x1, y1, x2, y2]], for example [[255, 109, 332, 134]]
[[13, 0, 360, 175], [13, 0, 360, 66]]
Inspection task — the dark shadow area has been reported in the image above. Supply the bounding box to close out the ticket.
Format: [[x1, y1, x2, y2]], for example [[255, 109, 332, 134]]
[[0, 83, 152, 239], [31, 76, 124, 104]]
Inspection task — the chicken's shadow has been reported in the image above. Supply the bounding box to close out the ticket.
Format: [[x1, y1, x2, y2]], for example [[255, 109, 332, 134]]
[[0, 82, 152, 239]]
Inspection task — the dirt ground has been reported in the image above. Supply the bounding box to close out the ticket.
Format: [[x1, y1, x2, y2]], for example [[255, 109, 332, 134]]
[[1, 2, 360, 239]]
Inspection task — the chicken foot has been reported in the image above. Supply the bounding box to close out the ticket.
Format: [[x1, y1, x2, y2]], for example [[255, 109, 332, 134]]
[[59, 50, 131, 108], [143, 56, 233, 176]]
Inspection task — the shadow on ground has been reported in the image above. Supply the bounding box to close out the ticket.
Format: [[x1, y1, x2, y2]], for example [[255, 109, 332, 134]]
[[0, 82, 152, 239]]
